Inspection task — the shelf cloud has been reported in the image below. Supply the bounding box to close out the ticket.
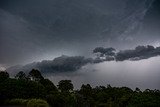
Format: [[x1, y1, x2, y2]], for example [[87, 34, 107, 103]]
[[7, 45, 160, 74]]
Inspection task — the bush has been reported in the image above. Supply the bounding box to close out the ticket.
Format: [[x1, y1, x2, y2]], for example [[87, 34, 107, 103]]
[[0, 71, 9, 82], [27, 99, 49, 107], [5, 99, 28, 105], [0, 78, 46, 99], [46, 93, 65, 107]]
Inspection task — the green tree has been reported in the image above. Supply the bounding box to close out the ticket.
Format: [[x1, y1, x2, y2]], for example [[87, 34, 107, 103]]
[[0, 78, 46, 99], [0, 71, 9, 82], [134, 87, 141, 93], [27, 99, 49, 107], [40, 79, 57, 94], [15, 71, 27, 80], [28, 69, 44, 81], [46, 93, 65, 107], [80, 84, 92, 97], [79, 84, 95, 106], [57, 80, 73, 93]]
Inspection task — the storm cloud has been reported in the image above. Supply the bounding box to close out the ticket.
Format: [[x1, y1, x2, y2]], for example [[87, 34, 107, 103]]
[[94, 45, 160, 61], [0, 0, 157, 67], [7, 55, 93, 74], [1, 0, 160, 90], [93, 47, 116, 56], [7, 45, 160, 74]]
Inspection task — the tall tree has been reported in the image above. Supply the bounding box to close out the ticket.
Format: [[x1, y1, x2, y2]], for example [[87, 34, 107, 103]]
[[15, 71, 26, 80], [28, 69, 44, 81], [40, 79, 57, 93], [57, 80, 73, 93], [0, 71, 9, 82], [80, 84, 93, 98]]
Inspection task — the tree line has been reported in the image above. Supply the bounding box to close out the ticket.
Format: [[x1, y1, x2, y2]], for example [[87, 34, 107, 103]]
[[0, 69, 160, 107]]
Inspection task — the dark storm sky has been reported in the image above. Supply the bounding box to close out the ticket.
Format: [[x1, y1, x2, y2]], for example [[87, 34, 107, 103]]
[[1, 0, 159, 67], [1, 0, 160, 89]]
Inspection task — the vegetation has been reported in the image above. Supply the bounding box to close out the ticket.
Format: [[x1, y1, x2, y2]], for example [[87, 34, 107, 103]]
[[5, 99, 28, 105], [0, 70, 160, 107], [57, 80, 73, 93], [27, 99, 49, 107], [0, 71, 9, 81]]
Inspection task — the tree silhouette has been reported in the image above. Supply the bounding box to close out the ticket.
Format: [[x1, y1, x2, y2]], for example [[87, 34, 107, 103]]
[[15, 71, 27, 80], [40, 79, 57, 93], [57, 80, 73, 93], [28, 69, 44, 81], [0, 70, 160, 107], [80, 84, 92, 97], [0, 71, 9, 81]]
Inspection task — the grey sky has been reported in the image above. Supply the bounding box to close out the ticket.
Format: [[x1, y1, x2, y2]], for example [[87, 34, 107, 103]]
[[47, 56, 160, 90], [0, 0, 160, 89], [0, 0, 158, 66]]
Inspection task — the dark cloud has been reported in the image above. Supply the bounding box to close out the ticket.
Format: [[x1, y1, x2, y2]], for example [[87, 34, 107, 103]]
[[93, 56, 115, 63], [0, 0, 155, 67], [37, 55, 93, 73], [92, 47, 116, 63], [7, 45, 160, 74], [92, 45, 159, 62], [7, 55, 93, 74], [93, 47, 116, 56], [94, 45, 160, 62], [116, 45, 160, 61]]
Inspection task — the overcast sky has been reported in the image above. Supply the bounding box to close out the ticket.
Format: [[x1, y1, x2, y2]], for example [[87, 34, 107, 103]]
[[0, 0, 160, 89]]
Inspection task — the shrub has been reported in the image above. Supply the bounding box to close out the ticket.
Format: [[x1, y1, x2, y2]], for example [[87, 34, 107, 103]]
[[0, 71, 9, 82], [27, 99, 49, 107], [46, 93, 65, 107], [5, 99, 28, 105]]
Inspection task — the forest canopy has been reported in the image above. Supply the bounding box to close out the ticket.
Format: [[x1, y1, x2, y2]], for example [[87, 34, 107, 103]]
[[0, 70, 160, 107]]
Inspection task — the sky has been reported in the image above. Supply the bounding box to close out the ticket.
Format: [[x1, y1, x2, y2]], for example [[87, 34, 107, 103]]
[[0, 0, 160, 89]]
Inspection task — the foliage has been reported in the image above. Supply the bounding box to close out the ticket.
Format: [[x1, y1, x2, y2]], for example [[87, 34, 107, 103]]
[[128, 90, 160, 107], [40, 79, 58, 94], [28, 69, 44, 81], [46, 92, 76, 107], [0, 71, 9, 82], [27, 99, 49, 107], [46, 93, 66, 107], [5, 99, 28, 105], [0, 78, 46, 99], [57, 80, 73, 92], [1, 70, 160, 107], [15, 71, 27, 80]]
